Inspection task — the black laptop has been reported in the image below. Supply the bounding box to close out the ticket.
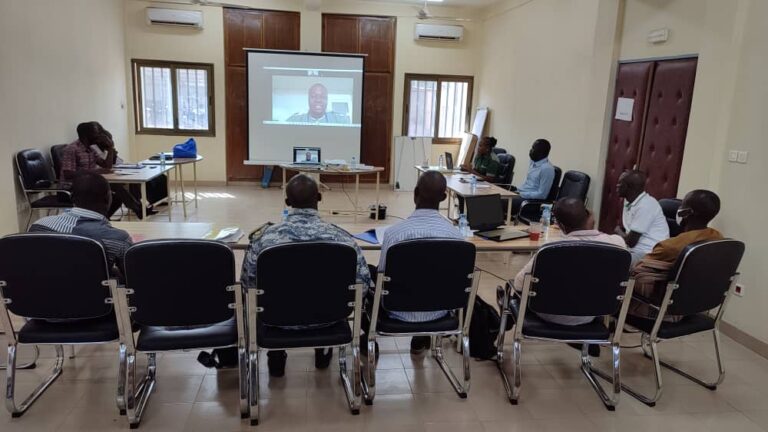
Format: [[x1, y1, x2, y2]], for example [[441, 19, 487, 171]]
[[465, 194, 528, 241]]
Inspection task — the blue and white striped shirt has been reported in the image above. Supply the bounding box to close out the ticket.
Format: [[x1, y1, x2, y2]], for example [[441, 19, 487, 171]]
[[378, 209, 465, 322]]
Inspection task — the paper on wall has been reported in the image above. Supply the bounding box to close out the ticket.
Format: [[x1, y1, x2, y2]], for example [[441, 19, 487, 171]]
[[615, 97, 634, 121]]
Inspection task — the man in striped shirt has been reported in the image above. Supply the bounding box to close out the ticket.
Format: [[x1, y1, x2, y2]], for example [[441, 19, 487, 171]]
[[369, 171, 465, 355], [29, 172, 132, 279]]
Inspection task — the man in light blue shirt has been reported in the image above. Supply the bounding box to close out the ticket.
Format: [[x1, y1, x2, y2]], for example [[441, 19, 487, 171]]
[[510, 138, 556, 216], [363, 171, 465, 356]]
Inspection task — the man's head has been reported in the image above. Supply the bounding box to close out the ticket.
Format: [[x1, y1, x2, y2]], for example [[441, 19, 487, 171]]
[[70, 171, 112, 216], [285, 173, 321, 210], [307, 83, 328, 119], [553, 197, 590, 234], [678, 189, 720, 230], [478, 136, 497, 156], [76, 121, 100, 146], [529, 139, 551, 162], [305, 151, 311, 161], [616, 170, 647, 199], [414, 170, 447, 210]]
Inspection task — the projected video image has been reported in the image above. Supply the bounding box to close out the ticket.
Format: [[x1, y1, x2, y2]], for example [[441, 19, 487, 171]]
[[271, 76, 354, 126]]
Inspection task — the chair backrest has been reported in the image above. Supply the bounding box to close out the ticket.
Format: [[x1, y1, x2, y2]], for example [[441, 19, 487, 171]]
[[546, 166, 562, 202], [659, 198, 683, 237], [556, 170, 590, 202], [0, 234, 112, 320], [528, 242, 631, 317], [255, 242, 358, 327], [665, 239, 745, 316], [492, 147, 507, 155], [15, 149, 56, 190], [382, 239, 476, 312], [496, 153, 516, 186], [124, 240, 236, 327], [50, 144, 68, 181]]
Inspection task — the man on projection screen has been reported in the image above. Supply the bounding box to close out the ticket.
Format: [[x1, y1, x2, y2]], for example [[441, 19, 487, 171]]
[[286, 83, 351, 124]]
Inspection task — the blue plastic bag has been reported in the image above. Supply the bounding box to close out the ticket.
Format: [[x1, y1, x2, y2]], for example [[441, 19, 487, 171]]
[[173, 138, 197, 159]]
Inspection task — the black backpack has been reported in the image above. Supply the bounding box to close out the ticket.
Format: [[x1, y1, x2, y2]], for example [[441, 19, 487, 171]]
[[468, 296, 502, 360]]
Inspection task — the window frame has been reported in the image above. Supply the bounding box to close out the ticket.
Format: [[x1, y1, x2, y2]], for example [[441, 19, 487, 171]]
[[402, 73, 474, 145], [131, 59, 216, 137]]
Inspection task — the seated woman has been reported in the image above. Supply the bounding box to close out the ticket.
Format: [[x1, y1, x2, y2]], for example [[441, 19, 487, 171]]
[[461, 136, 501, 182]]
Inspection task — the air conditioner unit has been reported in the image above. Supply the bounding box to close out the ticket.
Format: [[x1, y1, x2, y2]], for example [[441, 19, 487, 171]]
[[414, 23, 464, 42], [146, 7, 204, 29]]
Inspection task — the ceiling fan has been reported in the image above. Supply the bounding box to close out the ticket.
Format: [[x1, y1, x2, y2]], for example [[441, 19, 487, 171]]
[[414, 0, 472, 22]]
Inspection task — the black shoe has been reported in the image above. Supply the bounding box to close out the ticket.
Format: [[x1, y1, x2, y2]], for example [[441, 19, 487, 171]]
[[197, 351, 217, 369], [267, 351, 287, 377], [410, 336, 431, 355], [567, 343, 601, 358], [314, 348, 333, 369]]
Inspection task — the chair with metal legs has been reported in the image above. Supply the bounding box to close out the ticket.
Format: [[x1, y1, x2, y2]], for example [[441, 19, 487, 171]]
[[362, 240, 480, 404], [246, 242, 364, 426], [0, 234, 121, 417], [116, 240, 247, 428], [496, 242, 634, 410], [595, 239, 745, 407]]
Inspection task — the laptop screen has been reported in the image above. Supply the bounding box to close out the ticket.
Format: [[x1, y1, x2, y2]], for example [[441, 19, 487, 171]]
[[465, 194, 504, 231], [293, 147, 321, 164]]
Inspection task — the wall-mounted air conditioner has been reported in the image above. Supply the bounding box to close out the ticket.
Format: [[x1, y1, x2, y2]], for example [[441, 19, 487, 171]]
[[414, 23, 464, 42], [146, 7, 204, 29]]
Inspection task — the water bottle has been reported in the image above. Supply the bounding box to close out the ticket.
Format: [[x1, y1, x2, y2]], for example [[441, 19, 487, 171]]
[[281, 208, 289, 222], [350, 156, 357, 169], [470, 175, 477, 194], [158, 152, 166, 169], [540, 203, 553, 240], [438, 154, 445, 169], [458, 213, 471, 238]]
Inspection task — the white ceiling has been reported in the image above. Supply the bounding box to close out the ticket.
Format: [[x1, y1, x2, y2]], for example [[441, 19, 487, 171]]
[[364, 0, 498, 8]]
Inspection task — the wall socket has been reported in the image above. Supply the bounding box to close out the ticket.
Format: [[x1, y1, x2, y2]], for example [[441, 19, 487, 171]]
[[734, 283, 745, 297], [728, 150, 739, 162]]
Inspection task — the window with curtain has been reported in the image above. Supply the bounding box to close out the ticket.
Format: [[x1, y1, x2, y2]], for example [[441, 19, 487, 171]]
[[131, 59, 215, 136], [403, 74, 473, 144]]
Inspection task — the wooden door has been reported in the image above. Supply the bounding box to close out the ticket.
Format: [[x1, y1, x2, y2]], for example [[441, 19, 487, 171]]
[[224, 8, 300, 182], [322, 14, 396, 183], [598, 58, 697, 232]]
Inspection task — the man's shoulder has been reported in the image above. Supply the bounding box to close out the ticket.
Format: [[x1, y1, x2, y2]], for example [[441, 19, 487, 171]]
[[286, 113, 307, 122]]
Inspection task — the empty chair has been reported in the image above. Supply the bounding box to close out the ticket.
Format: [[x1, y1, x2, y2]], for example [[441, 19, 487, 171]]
[[495, 153, 516, 190], [497, 242, 634, 409], [116, 240, 247, 428], [50, 144, 69, 181], [246, 242, 365, 425], [15, 149, 73, 228], [363, 240, 480, 404], [492, 147, 507, 155], [0, 234, 121, 417], [605, 239, 745, 406], [519, 167, 594, 224], [659, 198, 683, 237]]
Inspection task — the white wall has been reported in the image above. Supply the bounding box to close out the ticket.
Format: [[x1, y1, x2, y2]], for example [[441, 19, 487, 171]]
[[0, 0, 128, 234], [124, 0, 481, 182]]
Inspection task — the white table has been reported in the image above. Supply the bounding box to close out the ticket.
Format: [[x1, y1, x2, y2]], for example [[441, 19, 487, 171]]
[[103, 165, 175, 221], [139, 154, 204, 218], [445, 174, 518, 225]]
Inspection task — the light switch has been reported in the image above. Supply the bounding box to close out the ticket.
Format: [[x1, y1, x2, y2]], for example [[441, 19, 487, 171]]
[[737, 151, 749, 164], [728, 150, 739, 162]]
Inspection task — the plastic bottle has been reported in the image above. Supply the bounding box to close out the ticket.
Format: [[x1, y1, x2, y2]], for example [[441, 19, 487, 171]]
[[470, 175, 477, 194], [158, 152, 166, 169], [540, 203, 553, 240], [281, 208, 289, 222], [438, 154, 445, 169], [350, 156, 357, 169], [458, 213, 471, 237]]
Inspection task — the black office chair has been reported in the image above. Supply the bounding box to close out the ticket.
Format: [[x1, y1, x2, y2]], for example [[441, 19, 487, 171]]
[[50, 144, 68, 181], [15, 149, 72, 229], [117, 240, 247, 428], [363, 240, 479, 404], [495, 153, 516, 190], [492, 147, 507, 155], [599, 239, 745, 407], [0, 234, 121, 417], [246, 242, 364, 425], [520, 168, 596, 225], [659, 198, 683, 237], [497, 242, 634, 410]]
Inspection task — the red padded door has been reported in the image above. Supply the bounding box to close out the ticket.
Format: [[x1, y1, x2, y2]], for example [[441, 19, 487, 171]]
[[637, 58, 697, 200], [598, 62, 654, 232]]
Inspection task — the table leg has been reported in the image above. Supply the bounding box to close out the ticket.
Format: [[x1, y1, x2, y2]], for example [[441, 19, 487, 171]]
[[447, 191, 453, 219], [506, 196, 513, 225], [355, 174, 359, 223], [166, 170, 172, 221], [375, 171, 380, 221], [174, 164, 179, 201], [179, 165, 187, 219], [282, 168, 287, 198], [193, 161, 198, 209], [141, 183, 148, 221]]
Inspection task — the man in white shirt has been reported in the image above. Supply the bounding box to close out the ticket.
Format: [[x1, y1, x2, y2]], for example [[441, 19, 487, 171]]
[[614, 170, 669, 264]]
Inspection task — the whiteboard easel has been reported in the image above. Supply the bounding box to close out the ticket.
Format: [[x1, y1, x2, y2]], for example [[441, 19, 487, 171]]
[[458, 107, 488, 166], [393, 136, 430, 192]]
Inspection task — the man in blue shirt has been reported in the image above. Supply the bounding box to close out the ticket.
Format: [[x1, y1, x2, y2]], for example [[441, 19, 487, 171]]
[[510, 138, 556, 216]]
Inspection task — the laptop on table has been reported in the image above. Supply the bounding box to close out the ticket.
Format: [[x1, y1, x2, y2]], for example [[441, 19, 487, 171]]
[[292, 147, 321, 166], [465, 194, 529, 241]]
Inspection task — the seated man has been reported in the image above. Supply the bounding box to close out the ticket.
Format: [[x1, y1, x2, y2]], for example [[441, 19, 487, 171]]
[[629, 190, 723, 320], [29, 171, 132, 280], [461, 136, 501, 182], [60, 122, 146, 219], [365, 171, 465, 355], [614, 170, 669, 264], [240, 174, 372, 377], [509, 138, 556, 216]]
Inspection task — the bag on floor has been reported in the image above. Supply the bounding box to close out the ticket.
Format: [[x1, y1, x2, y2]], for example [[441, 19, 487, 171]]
[[468, 296, 501, 360]]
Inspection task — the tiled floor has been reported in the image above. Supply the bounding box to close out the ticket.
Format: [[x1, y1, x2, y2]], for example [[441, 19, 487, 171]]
[[2, 184, 768, 431]]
